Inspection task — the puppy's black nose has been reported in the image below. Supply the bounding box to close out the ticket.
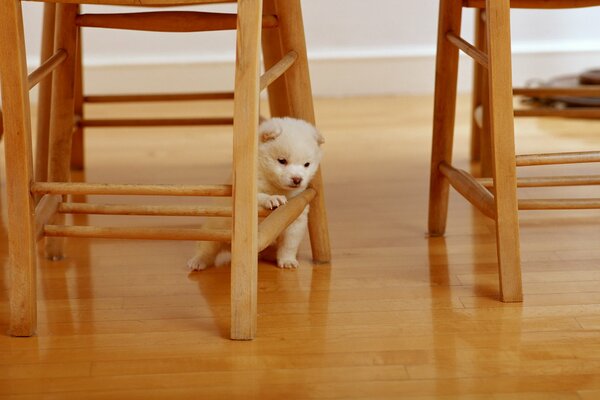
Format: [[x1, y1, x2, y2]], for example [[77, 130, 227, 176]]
[[292, 176, 303, 185]]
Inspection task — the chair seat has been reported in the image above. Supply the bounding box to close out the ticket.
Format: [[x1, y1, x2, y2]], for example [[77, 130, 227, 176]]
[[28, 0, 235, 6]]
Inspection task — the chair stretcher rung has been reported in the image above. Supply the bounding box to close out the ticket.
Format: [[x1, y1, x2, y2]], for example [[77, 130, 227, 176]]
[[79, 117, 233, 128], [76, 12, 278, 33], [515, 108, 600, 118], [35, 195, 61, 241], [44, 225, 231, 242], [28, 49, 67, 90], [516, 151, 600, 166], [260, 51, 298, 91], [519, 199, 600, 210], [446, 31, 488, 68], [478, 175, 600, 188], [31, 182, 232, 197], [58, 202, 271, 218], [258, 189, 316, 252], [84, 92, 234, 103], [514, 86, 600, 98], [439, 162, 496, 219]]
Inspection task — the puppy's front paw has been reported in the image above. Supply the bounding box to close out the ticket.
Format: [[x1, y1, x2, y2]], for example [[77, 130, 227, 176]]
[[187, 255, 208, 271], [277, 257, 299, 269], [261, 195, 287, 210]]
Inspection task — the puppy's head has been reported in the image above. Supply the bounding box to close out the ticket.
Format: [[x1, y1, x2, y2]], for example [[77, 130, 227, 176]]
[[258, 117, 324, 192]]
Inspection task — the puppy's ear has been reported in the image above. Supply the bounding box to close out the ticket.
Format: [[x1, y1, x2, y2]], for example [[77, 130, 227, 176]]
[[259, 119, 282, 143], [313, 128, 325, 145]]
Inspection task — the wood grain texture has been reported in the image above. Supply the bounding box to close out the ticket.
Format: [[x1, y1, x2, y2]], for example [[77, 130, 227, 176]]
[[45, 3, 79, 261], [34, 3, 56, 192], [229, 0, 262, 340], [428, 0, 463, 236], [484, 0, 523, 302], [2, 96, 600, 397], [0, 0, 38, 337], [76, 11, 278, 32]]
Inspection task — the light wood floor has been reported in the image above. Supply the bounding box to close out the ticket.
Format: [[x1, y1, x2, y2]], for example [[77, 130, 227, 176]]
[[1, 96, 600, 399]]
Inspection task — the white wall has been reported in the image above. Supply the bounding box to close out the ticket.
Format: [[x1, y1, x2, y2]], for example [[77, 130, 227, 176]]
[[21, 2, 600, 97]]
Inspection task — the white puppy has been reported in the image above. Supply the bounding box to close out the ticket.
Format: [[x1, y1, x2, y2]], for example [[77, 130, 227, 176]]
[[187, 117, 324, 271]]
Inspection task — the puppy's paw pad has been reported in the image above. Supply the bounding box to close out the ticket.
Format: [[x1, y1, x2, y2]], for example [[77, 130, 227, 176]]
[[277, 258, 299, 269], [263, 195, 287, 210], [187, 256, 208, 271]]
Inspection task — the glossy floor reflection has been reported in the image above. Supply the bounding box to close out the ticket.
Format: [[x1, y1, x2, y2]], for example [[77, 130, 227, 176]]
[[1, 96, 600, 398]]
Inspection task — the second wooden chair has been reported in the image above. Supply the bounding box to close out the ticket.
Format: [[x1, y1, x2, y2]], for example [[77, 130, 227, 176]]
[[429, 0, 600, 302]]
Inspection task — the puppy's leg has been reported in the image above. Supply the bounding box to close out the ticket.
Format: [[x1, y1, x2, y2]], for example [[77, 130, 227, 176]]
[[187, 205, 231, 271], [187, 241, 226, 271], [214, 249, 232, 267], [258, 193, 287, 210], [276, 207, 309, 269]]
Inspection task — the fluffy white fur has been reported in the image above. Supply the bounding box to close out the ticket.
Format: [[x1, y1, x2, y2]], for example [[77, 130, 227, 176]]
[[187, 117, 324, 271]]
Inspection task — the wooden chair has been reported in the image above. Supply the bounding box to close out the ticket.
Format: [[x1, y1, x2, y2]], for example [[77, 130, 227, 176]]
[[429, 0, 600, 302], [0, 0, 331, 339]]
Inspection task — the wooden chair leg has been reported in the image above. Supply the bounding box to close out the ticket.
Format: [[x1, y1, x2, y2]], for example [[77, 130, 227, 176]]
[[45, 4, 79, 261], [480, 59, 494, 178], [471, 8, 484, 164], [477, 10, 494, 178], [0, 0, 38, 337], [35, 3, 56, 191], [70, 17, 85, 171], [262, 0, 290, 118], [428, 0, 463, 236], [486, 0, 523, 302], [230, 0, 262, 340], [274, 0, 331, 263]]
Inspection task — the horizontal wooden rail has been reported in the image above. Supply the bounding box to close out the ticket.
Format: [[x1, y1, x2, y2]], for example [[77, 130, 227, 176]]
[[464, 0, 600, 9], [260, 51, 298, 91], [258, 189, 316, 252], [514, 86, 600, 98], [84, 92, 234, 103], [58, 202, 271, 218], [34, 195, 61, 241], [44, 225, 231, 242], [31, 182, 232, 197], [516, 151, 600, 167], [76, 12, 278, 32], [519, 198, 600, 210], [446, 31, 488, 68], [439, 162, 496, 219], [515, 108, 600, 118], [27, 49, 67, 89], [478, 175, 600, 188], [79, 117, 234, 128]]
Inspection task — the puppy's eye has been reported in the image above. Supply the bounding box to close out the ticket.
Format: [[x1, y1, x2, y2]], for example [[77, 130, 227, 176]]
[[304, 162, 310, 168], [277, 158, 287, 165]]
